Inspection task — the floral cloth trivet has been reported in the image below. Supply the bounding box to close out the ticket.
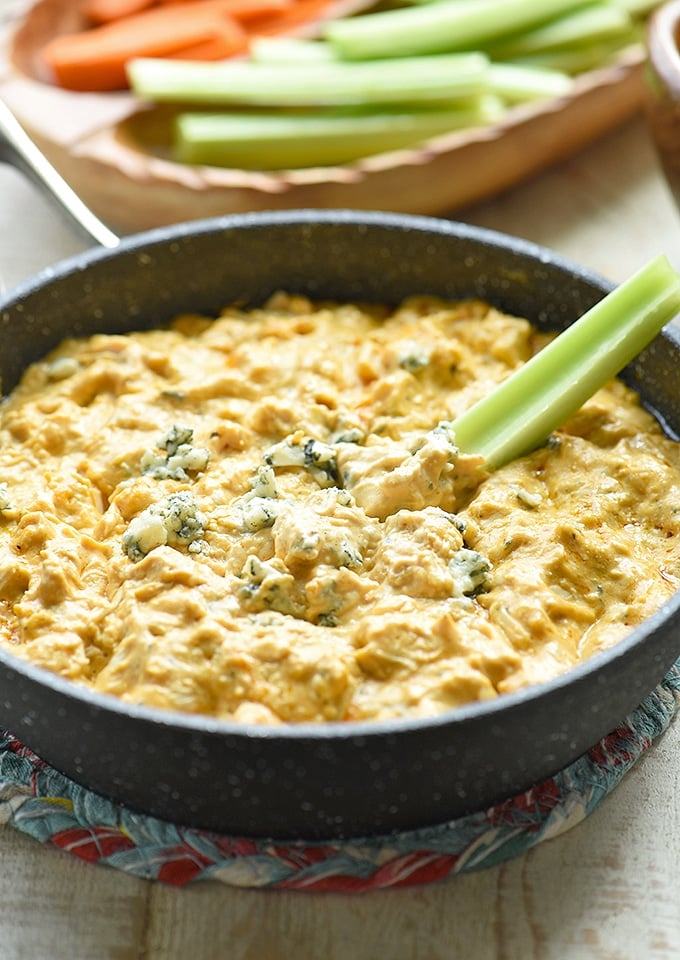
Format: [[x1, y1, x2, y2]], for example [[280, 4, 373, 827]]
[[0, 663, 678, 892]]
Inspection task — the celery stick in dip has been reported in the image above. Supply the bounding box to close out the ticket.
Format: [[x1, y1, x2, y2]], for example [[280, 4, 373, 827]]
[[452, 255, 680, 469]]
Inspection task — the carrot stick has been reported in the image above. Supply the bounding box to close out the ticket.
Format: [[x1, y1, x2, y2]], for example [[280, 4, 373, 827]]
[[82, 0, 157, 25], [247, 0, 350, 36], [213, 0, 293, 22], [156, 0, 291, 11], [43, 0, 264, 90], [165, 20, 249, 59], [83, 0, 291, 22]]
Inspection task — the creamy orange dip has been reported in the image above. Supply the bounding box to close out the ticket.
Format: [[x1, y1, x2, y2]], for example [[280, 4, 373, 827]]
[[0, 293, 678, 724]]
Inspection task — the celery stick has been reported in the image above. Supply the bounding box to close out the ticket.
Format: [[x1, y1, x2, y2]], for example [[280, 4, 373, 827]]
[[507, 29, 642, 74], [248, 42, 569, 105], [487, 63, 572, 102], [608, 0, 662, 14], [127, 53, 488, 106], [324, 0, 591, 60], [452, 256, 680, 469], [174, 102, 503, 168], [249, 38, 337, 62], [488, 4, 632, 61]]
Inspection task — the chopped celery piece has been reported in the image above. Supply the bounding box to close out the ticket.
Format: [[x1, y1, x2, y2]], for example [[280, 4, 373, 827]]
[[452, 255, 680, 470], [507, 29, 642, 74], [127, 52, 488, 106], [488, 4, 632, 61], [608, 0, 663, 14], [324, 0, 591, 60], [244, 49, 569, 107], [174, 101, 503, 168], [487, 63, 572, 102], [249, 37, 337, 62]]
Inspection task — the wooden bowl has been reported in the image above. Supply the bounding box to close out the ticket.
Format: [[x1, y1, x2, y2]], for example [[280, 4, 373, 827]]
[[646, 0, 680, 209], [1, 0, 650, 235]]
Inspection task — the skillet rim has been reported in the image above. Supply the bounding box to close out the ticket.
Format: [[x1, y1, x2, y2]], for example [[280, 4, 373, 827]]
[[2, 208, 613, 315]]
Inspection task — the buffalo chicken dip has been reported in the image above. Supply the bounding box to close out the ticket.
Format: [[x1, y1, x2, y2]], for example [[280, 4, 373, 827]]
[[0, 293, 678, 724]]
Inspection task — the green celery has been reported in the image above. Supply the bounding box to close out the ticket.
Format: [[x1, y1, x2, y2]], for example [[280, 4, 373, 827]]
[[507, 28, 641, 73], [246, 43, 573, 104], [487, 63, 572, 102], [452, 256, 680, 469], [174, 101, 503, 168], [488, 4, 632, 61], [249, 38, 337, 62], [247, 37, 574, 107], [324, 0, 592, 60], [127, 52, 488, 106], [607, 0, 663, 14], [507, 29, 641, 74]]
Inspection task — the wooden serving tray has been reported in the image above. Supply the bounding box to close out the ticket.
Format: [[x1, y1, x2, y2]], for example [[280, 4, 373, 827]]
[[0, 0, 648, 235]]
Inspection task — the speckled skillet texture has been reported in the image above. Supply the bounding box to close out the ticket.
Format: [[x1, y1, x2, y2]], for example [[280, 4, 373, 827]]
[[1, 210, 680, 840]]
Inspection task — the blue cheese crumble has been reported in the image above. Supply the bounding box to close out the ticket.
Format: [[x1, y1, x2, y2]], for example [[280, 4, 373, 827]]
[[238, 465, 280, 531], [397, 340, 432, 372], [238, 554, 295, 613], [240, 497, 281, 532], [264, 434, 339, 487], [140, 424, 210, 481], [449, 549, 492, 597], [122, 491, 207, 562], [246, 465, 278, 500]]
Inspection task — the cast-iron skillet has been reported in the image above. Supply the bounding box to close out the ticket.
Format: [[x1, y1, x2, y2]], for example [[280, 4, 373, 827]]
[[1, 108, 680, 840]]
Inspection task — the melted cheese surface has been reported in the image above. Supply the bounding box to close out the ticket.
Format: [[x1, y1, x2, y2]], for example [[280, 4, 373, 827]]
[[0, 293, 678, 724]]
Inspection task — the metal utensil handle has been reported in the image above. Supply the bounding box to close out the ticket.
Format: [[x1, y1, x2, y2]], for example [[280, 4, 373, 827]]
[[0, 98, 120, 249]]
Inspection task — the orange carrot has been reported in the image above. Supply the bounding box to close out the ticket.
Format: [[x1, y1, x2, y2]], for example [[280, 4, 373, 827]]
[[212, 0, 293, 21], [247, 0, 345, 35], [44, 0, 340, 91], [165, 20, 249, 60], [42, 0, 264, 90], [84, 0, 291, 21], [82, 0, 157, 25], [157, 0, 293, 20]]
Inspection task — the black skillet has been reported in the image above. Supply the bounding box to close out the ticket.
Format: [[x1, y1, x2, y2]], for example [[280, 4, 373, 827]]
[[1, 101, 680, 840]]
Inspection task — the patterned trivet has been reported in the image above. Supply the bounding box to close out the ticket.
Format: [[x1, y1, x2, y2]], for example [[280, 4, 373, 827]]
[[0, 663, 678, 892]]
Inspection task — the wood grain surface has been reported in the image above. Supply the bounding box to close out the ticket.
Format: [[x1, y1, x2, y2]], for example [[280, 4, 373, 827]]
[[1, 114, 680, 959]]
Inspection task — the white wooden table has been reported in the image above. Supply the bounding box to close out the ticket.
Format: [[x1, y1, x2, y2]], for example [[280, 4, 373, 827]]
[[1, 113, 680, 960]]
